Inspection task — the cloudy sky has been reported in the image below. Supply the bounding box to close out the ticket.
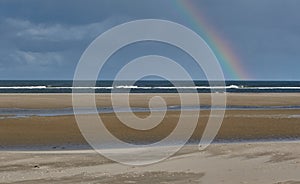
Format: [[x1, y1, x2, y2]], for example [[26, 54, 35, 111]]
[[0, 0, 299, 80]]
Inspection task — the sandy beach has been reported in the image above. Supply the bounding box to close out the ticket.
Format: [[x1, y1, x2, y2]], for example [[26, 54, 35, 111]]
[[1, 93, 300, 183], [1, 142, 300, 183]]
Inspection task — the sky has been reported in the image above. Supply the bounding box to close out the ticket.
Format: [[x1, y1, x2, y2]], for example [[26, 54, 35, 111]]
[[0, 0, 300, 80]]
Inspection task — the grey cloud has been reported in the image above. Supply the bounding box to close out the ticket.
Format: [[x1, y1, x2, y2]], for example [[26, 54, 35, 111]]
[[0, 16, 128, 73], [10, 50, 64, 66]]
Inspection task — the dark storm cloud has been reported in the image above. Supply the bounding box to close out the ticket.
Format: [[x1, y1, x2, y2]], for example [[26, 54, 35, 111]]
[[0, 0, 299, 79], [0, 0, 173, 24], [190, 0, 300, 80]]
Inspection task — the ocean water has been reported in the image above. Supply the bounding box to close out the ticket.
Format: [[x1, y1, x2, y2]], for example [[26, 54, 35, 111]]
[[0, 80, 300, 93], [1, 105, 300, 119]]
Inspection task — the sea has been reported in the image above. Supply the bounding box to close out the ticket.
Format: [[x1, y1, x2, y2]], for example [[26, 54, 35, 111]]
[[1, 80, 300, 93]]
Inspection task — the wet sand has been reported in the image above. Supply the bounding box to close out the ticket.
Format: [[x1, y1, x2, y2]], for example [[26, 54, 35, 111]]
[[1, 93, 300, 183], [1, 109, 300, 148], [1, 93, 300, 148], [1, 93, 300, 109]]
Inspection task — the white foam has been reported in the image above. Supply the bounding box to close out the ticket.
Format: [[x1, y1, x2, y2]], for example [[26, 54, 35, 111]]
[[1, 85, 300, 90], [0, 86, 47, 89]]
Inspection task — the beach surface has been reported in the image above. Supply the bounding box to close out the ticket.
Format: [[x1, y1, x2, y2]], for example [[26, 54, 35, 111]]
[[1, 93, 300, 183], [1, 142, 300, 184]]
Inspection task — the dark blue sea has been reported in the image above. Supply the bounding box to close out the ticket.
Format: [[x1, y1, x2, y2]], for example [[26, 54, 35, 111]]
[[0, 80, 300, 93]]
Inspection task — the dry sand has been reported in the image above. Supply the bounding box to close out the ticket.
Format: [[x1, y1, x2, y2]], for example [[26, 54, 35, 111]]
[[1, 93, 300, 183], [1, 142, 300, 184]]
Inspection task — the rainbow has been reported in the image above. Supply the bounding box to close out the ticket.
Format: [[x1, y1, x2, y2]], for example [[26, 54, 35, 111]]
[[175, 0, 248, 79]]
